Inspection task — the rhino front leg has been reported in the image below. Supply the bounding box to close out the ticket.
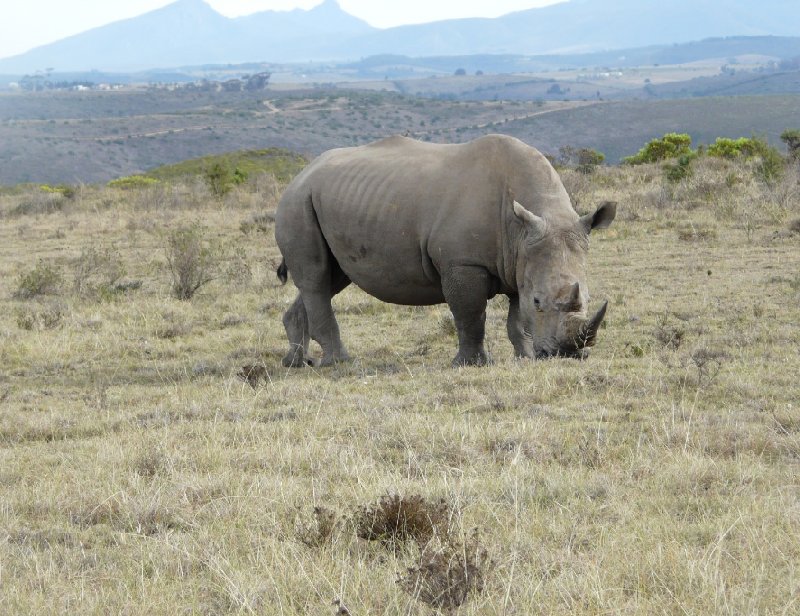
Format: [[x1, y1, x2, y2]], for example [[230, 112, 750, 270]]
[[443, 266, 491, 367], [281, 294, 312, 367], [506, 294, 534, 359]]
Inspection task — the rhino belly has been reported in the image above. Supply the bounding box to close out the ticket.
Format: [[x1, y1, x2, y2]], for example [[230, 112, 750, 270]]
[[327, 235, 445, 306]]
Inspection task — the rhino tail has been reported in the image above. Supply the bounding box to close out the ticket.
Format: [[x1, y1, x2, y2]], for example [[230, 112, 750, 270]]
[[276, 258, 288, 285]]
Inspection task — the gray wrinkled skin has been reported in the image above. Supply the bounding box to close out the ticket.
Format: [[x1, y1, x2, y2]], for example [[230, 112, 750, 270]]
[[274, 134, 616, 367]]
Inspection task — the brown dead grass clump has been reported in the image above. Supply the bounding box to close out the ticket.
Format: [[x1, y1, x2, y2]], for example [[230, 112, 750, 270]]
[[354, 493, 450, 547], [237, 364, 269, 389], [399, 536, 493, 610]]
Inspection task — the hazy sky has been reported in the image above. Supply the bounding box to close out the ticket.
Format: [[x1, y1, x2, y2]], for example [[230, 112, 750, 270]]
[[0, 0, 564, 60]]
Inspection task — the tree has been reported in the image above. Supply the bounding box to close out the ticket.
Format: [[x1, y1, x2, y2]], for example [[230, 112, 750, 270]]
[[576, 148, 605, 174], [204, 162, 247, 197], [555, 146, 605, 174], [244, 71, 271, 91]]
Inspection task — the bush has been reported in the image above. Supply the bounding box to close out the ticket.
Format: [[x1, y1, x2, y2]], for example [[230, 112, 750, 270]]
[[755, 144, 786, 184], [204, 163, 247, 197], [707, 137, 767, 160], [701, 136, 785, 184], [72, 245, 126, 298], [399, 535, 492, 610], [164, 224, 218, 300], [108, 175, 160, 190], [14, 261, 63, 299], [664, 152, 698, 183], [556, 146, 606, 174], [576, 148, 606, 174], [39, 184, 76, 199], [623, 133, 693, 165]]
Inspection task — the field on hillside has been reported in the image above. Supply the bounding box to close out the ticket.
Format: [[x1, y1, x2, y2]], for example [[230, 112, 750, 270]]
[[1, 155, 799, 613], [2, 87, 799, 184]]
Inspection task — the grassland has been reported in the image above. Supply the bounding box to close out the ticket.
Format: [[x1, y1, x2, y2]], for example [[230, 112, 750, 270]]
[[1, 153, 799, 613], [2, 87, 799, 184]]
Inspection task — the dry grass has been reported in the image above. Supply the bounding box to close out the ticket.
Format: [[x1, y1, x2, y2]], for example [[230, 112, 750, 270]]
[[1, 161, 799, 614]]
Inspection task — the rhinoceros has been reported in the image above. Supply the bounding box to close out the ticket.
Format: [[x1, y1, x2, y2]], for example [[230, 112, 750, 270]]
[[274, 134, 616, 367]]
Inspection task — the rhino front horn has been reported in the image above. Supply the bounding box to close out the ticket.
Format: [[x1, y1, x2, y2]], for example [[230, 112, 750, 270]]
[[579, 301, 608, 348]]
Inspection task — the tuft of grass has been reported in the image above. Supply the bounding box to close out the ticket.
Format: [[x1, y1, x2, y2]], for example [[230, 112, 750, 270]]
[[14, 301, 65, 330], [354, 493, 451, 547], [164, 224, 219, 300], [399, 535, 493, 610]]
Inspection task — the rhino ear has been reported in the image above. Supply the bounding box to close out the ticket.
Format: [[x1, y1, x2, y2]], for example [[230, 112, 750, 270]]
[[513, 201, 547, 236], [580, 201, 617, 234]]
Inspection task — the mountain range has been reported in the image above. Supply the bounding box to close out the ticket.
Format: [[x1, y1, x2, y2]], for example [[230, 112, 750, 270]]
[[1, 0, 799, 74]]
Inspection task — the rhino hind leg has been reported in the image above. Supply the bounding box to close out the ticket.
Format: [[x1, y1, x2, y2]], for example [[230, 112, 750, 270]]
[[443, 266, 492, 367], [282, 261, 351, 367], [281, 294, 312, 367], [303, 286, 351, 367]]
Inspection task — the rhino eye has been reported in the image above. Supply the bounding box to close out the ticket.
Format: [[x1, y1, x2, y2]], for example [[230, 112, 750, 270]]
[[533, 298, 542, 310]]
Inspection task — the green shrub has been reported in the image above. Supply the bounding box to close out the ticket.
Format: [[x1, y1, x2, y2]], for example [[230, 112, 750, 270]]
[[204, 163, 247, 197], [706, 136, 785, 183], [707, 137, 764, 159], [664, 152, 698, 183], [556, 146, 606, 174], [623, 133, 693, 165], [14, 261, 63, 299], [578, 149, 605, 174], [164, 225, 218, 300], [108, 175, 160, 190], [754, 145, 785, 184], [39, 184, 76, 199]]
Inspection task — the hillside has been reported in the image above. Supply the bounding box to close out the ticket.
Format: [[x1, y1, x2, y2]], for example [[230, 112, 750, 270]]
[[1, 88, 799, 185]]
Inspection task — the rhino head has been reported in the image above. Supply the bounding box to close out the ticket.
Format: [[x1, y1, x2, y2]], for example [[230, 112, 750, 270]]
[[513, 200, 616, 359]]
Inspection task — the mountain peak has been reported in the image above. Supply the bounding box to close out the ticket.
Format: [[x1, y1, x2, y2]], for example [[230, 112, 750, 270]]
[[2, 0, 798, 73]]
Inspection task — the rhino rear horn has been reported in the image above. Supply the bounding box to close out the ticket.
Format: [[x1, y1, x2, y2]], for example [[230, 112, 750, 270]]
[[578, 301, 608, 347]]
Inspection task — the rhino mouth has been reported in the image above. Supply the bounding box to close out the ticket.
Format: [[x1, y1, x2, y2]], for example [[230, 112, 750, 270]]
[[535, 347, 590, 361], [534, 301, 608, 360]]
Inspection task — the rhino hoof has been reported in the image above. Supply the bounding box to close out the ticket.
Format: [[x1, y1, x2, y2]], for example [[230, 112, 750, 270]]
[[282, 354, 312, 368], [318, 353, 352, 367], [451, 350, 491, 367]]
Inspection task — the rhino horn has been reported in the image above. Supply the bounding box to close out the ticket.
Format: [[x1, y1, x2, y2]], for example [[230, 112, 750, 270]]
[[578, 301, 608, 348]]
